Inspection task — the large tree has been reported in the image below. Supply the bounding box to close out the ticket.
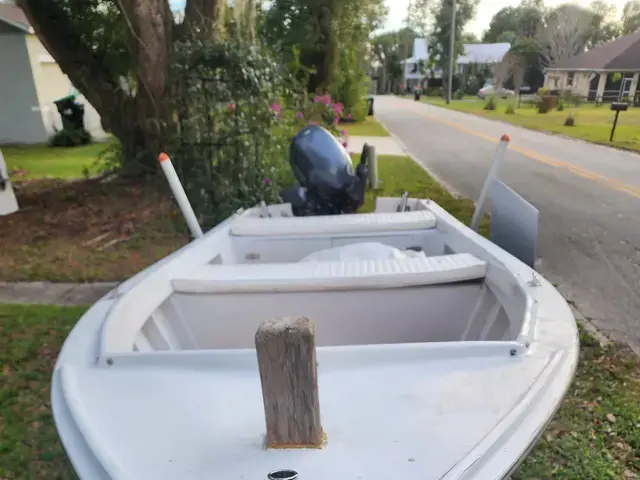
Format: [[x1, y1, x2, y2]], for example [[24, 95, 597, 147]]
[[429, 0, 480, 90], [622, 0, 640, 34], [16, 0, 238, 174], [587, 0, 622, 47], [19, 0, 381, 174], [370, 28, 417, 93], [263, 0, 386, 94], [539, 4, 593, 68], [405, 0, 432, 40]]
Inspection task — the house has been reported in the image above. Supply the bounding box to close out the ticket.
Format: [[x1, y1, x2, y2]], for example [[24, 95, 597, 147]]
[[400, 38, 429, 90], [457, 43, 511, 76], [0, 2, 106, 144], [544, 29, 640, 104], [400, 40, 511, 89]]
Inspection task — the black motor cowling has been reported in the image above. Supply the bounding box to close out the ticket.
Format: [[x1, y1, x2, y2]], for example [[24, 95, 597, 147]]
[[281, 125, 368, 216]]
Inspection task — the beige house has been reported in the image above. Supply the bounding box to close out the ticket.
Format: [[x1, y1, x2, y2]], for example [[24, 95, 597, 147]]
[[0, 3, 106, 144], [544, 29, 640, 104]]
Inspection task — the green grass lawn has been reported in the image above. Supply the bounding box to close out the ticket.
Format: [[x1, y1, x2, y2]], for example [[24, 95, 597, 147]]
[[2, 143, 109, 179], [341, 116, 390, 137], [420, 96, 640, 152]]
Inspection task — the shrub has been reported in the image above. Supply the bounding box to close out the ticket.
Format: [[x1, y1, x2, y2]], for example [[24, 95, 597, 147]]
[[505, 104, 515, 115], [557, 101, 565, 111], [564, 113, 575, 126], [426, 87, 443, 97], [537, 95, 557, 114], [454, 90, 465, 100], [484, 96, 497, 111], [49, 128, 92, 147]]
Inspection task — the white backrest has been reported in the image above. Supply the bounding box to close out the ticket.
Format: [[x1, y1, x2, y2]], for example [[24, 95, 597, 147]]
[[171, 253, 486, 293], [229, 210, 437, 237]]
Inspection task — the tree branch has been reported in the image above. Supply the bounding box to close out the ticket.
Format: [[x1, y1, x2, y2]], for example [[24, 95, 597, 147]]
[[184, 0, 223, 35], [16, 0, 127, 126], [118, 0, 173, 105]]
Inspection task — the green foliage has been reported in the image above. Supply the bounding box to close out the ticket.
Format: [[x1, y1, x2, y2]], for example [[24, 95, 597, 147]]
[[49, 129, 92, 148], [430, 0, 480, 84], [406, 0, 432, 38], [168, 38, 302, 230], [426, 86, 443, 97], [483, 4, 545, 90], [622, 0, 640, 34], [454, 90, 465, 100], [505, 103, 516, 115], [557, 101, 565, 111], [263, 0, 386, 93], [610, 72, 623, 83], [564, 113, 576, 126], [167, 37, 349, 230], [484, 96, 497, 111], [537, 95, 557, 114]]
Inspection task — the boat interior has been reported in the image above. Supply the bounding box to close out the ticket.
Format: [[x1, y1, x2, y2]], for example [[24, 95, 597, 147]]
[[99, 198, 534, 360]]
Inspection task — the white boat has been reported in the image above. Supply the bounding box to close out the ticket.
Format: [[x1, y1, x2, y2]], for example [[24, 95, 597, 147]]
[[52, 195, 579, 480]]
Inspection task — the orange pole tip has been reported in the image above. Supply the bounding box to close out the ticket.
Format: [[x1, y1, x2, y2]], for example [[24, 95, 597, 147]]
[[158, 152, 170, 163], [500, 134, 510, 142]]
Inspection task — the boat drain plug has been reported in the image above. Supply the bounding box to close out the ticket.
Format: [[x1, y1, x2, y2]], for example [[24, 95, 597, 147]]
[[268, 469, 299, 480]]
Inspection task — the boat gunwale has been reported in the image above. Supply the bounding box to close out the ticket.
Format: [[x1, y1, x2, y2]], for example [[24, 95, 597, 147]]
[[51, 197, 580, 480]]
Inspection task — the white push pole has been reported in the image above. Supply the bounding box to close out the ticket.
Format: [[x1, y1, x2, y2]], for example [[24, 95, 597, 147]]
[[0, 149, 19, 216], [158, 152, 204, 239], [470, 134, 510, 232]]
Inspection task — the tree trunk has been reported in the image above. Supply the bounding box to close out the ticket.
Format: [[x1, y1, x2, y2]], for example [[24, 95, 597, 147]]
[[17, 0, 180, 176], [111, 96, 171, 176], [306, 0, 339, 93]]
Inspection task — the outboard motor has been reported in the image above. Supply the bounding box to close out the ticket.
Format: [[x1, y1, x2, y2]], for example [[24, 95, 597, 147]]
[[280, 125, 368, 216]]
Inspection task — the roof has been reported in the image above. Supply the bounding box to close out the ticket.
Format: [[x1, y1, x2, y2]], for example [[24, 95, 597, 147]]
[[0, 3, 31, 33], [548, 29, 640, 71], [457, 43, 511, 65]]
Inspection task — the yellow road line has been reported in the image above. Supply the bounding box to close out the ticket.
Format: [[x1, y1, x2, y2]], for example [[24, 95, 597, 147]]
[[414, 109, 640, 200]]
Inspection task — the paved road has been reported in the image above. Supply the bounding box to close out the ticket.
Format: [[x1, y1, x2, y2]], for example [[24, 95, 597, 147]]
[[375, 95, 640, 353]]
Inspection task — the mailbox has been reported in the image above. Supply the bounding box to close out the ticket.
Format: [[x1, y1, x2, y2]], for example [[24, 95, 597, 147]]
[[611, 102, 629, 112]]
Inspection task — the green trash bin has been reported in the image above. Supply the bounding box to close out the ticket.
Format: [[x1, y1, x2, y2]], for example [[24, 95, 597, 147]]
[[367, 96, 374, 116], [54, 94, 85, 131]]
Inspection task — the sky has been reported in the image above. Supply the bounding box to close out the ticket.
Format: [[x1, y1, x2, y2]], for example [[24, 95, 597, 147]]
[[384, 0, 629, 36], [167, 0, 629, 37]]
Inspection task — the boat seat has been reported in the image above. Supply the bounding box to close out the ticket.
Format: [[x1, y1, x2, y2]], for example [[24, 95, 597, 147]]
[[171, 253, 486, 293], [229, 210, 437, 237]]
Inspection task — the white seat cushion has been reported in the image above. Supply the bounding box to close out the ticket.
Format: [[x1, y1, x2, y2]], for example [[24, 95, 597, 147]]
[[229, 210, 437, 237], [171, 253, 486, 293]]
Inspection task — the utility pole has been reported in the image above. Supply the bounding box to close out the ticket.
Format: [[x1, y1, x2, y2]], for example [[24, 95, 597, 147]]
[[447, 0, 457, 104]]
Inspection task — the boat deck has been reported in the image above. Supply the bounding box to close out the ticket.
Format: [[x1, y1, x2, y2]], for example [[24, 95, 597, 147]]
[[57, 343, 565, 479]]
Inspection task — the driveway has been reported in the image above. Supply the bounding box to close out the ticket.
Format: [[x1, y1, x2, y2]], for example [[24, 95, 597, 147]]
[[375, 95, 640, 353]]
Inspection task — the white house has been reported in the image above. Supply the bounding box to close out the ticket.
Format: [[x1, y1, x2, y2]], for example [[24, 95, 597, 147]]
[[400, 38, 429, 90], [0, 2, 107, 144], [401, 40, 511, 89]]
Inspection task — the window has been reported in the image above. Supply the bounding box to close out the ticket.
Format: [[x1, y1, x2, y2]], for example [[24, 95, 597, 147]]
[[567, 72, 575, 87]]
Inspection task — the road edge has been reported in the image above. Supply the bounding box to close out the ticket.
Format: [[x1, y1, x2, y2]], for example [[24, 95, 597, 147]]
[[374, 114, 463, 198], [376, 110, 613, 349]]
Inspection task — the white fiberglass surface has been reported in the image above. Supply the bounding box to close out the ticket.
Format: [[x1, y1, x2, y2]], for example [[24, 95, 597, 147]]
[[229, 230, 446, 265], [130, 280, 518, 352], [169, 284, 482, 349], [60, 347, 558, 480]]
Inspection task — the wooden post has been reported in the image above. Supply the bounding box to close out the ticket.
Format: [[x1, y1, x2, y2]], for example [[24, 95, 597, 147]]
[[255, 317, 323, 448]]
